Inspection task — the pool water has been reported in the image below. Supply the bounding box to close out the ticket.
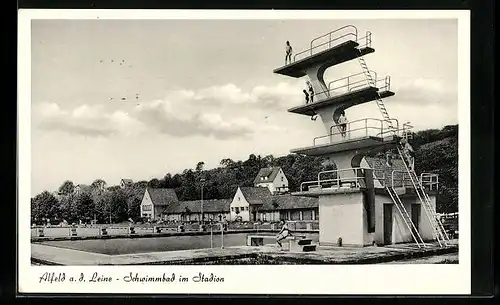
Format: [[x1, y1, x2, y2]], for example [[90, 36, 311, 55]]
[[37, 233, 320, 255]]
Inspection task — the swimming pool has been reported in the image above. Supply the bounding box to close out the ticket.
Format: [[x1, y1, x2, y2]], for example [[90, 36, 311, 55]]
[[36, 233, 320, 255]]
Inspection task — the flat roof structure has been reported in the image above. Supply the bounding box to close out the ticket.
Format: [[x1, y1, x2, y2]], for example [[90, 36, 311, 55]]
[[291, 135, 399, 156], [273, 41, 374, 78], [288, 87, 395, 117]]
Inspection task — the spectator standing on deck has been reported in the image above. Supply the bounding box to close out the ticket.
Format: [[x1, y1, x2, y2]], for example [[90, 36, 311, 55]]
[[400, 138, 415, 171], [338, 111, 348, 138], [306, 81, 315, 103], [276, 220, 290, 250], [303, 89, 310, 104], [285, 41, 293, 65]]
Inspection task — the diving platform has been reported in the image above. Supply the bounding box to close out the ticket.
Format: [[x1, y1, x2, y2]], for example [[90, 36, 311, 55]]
[[288, 86, 395, 117], [291, 135, 399, 156], [274, 40, 374, 78]]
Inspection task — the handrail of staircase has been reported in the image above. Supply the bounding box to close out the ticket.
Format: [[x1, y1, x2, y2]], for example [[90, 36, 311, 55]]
[[293, 25, 358, 62]]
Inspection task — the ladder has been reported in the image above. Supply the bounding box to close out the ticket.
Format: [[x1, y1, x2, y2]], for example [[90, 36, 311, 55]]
[[357, 55, 396, 131], [356, 49, 449, 247], [396, 147, 450, 247], [386, 186, 426, 248]]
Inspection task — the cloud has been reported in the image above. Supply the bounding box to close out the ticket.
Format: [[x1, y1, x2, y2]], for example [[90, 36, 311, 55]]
[[33, 82, 309, 139], [165, 82, 303, 110], [34, 102, 145, 137], [133, 100, 254, 140], [392, 78, 457, 106]]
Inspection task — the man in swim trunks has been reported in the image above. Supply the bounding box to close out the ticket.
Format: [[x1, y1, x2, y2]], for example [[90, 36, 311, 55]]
[[276, 220, 290, 250], [285, 41, 293, 65]]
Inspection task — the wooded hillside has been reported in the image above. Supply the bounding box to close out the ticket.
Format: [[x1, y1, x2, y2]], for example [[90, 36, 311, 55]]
[[31, 124, 458, 224]]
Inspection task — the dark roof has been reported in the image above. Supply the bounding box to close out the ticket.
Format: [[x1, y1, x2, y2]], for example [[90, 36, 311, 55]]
[[147, 188, 178, 206], [260, 194, 318, 211], [121, 179, 133, 184], [253, 167, 282, 184], [165, 199, 231, 214], [239, 186, 272, 205], [239, 186, 318, 211], [364, 156, 407, 187]]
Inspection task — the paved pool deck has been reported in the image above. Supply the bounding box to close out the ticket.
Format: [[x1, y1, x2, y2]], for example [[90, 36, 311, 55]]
[[31, 239, 458, 265]]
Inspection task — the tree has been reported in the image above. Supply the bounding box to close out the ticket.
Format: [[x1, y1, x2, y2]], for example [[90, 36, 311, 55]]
[[196, 161, 205, 172], [220, 158, 235, 168], [58, 180, 75, 195], [31, 191, 59, 224], [148, 178, 161, 188], [74, 192, 94, 223], [91, 179, 107, 192], [59, 193, 77, 223]]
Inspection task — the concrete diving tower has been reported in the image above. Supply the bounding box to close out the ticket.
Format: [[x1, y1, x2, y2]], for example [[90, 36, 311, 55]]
[[273, 25, 446, 248]]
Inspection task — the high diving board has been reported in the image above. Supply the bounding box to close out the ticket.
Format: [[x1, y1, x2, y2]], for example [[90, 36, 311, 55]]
[[291, 135, 399, 156], [288, 86, 395, 117], [273, 41, 374, 78]]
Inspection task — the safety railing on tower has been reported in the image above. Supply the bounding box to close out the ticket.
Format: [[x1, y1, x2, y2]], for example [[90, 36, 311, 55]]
[[307, 71, 391, 102], [312, 118, 400, 146], [291, 25, 373, 63], [391, 170, 440, 190], [299, 167, 367, 192]]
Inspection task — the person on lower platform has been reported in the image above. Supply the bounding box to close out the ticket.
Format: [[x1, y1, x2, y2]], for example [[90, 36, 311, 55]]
[[303, 89, 310, 104], [306, 81, 315, 103], [400, 138, 415, 171], [276, 220, 290, 250], [338, 111, 348, 138], [285, 41, 293, 65]]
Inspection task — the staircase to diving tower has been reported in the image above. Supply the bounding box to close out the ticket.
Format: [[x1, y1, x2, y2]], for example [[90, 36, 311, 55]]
[[274, 25, 449, 248]]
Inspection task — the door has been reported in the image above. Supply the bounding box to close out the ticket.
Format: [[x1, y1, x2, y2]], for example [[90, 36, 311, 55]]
[[411, 204, 421, 238], [383, 204, 393, 245]]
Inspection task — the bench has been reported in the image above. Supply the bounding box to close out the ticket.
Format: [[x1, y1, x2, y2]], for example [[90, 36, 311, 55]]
[[246, 234, 306, 246]]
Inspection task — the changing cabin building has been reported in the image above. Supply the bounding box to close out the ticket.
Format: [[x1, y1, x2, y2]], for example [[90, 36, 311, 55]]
[[229, 186, 319, 222], [164, 199, 231, 222]]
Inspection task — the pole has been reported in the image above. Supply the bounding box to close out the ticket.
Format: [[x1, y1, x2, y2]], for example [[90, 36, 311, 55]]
[[201, 183, 204, 225], [220, 223, 224, 249], [210, 225, 213, 248]]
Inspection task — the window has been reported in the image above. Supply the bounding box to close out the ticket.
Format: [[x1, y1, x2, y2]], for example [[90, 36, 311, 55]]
[[238, 196, 240, 201], [231, 207, 234, 212], [281, 176, 284, 182], [142, 205, 152, 211]]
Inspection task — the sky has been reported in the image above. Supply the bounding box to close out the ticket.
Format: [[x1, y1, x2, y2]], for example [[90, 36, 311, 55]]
[[30, 18, 458, 196]]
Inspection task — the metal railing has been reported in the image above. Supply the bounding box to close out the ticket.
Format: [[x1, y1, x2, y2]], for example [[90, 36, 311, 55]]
[[420, 173, 439, 190], [391, 170, 440, 190], [291, 26, 373, 64], [300, 167, 369, 192], [312, 117, 400, 146]]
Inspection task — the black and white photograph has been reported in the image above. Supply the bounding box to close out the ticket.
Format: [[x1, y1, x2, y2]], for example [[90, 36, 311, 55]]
[[18, 10, 470, 294]]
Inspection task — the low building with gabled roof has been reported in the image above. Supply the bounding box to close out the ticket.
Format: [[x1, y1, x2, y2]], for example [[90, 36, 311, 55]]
[[253, 167, 289, 194], [230, 186, 319, 222], [164, 199, 231, 222], [140, 188, 179, 220]]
